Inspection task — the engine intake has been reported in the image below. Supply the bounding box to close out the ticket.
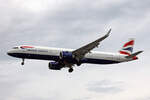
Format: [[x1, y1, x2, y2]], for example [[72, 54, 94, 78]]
[[48, 62, 62, 70]]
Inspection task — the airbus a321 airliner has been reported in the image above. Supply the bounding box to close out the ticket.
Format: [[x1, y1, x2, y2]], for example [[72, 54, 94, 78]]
[[7, 29, 143, 73]]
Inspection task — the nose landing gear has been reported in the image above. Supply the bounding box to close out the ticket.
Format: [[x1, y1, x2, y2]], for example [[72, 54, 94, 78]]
[[21, 58, 25, 65]]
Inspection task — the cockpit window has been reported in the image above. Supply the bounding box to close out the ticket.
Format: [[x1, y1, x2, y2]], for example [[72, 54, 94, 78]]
[[12, 47, 19, 49]]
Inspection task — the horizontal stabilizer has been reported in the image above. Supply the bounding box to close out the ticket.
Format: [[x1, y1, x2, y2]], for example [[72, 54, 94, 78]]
[[125, 51, 143, 58]]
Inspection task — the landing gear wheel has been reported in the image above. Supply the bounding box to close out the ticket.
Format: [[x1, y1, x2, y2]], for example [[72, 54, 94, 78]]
[[21, 62, 24, 65], [76, 62, 81, 66], [68, 68, 73, 73], [21, 58, 25, 65]]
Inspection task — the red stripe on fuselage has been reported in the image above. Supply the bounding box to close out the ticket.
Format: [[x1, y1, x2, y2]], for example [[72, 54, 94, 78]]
[[21, 46, 34, 49], [123, 40, 134, 47]]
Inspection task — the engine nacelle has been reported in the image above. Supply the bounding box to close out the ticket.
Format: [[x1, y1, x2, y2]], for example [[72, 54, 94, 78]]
[[60, 51, 74, 60], [60, 51, 82, 65], [48, 62, 62, 70]]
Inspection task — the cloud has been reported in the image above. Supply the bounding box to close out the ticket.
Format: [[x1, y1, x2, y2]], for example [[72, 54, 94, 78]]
[[0, 0, 150, 100], [136, 97, 150, 100], [87, 80, 123, 93], [73, 97, 91, 100]]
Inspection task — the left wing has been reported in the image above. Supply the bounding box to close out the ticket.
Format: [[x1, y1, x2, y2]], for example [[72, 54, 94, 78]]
[[72, 29, 111, 61]]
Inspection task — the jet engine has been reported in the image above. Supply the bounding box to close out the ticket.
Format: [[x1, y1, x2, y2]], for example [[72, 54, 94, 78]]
[[60, 51, 74, 60], [48, 62, 62, 70], [60, 51, 81, 65]]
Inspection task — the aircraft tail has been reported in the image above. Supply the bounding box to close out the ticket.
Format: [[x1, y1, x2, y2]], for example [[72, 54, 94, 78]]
[[119, 38, 143, 60], [119, 38, 134, 56]]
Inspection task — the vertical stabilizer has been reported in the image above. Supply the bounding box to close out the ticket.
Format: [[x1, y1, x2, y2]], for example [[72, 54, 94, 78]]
[[119, 38, 134, 55]]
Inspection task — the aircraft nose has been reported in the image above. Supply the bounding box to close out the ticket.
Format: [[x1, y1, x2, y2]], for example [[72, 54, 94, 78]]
[[7, 50, 13, 56]]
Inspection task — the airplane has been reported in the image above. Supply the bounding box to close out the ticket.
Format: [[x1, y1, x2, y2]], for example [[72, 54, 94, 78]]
[[7, 29, 143, 73]]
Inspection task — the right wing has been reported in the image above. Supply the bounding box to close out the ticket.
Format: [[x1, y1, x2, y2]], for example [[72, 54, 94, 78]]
[[72, 29, 111, 61]]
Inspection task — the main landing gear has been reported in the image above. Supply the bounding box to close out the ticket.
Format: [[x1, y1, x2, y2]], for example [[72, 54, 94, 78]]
[[68, 68, 73, 73], [21, 58, 25, 65]]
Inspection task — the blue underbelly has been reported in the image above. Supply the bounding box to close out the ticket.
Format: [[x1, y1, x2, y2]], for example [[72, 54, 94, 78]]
[[81, 58, 119, 64], [10, 53, 120, 64]]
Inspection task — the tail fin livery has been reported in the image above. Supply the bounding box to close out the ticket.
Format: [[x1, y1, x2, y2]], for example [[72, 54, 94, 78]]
[[119, 38, 134, 55]]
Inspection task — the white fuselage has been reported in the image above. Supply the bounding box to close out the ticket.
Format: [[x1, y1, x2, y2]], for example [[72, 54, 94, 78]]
[[7, 46, 132, 64]]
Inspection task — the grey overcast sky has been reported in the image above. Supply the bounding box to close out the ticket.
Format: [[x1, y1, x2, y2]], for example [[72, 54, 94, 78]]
[[0, 0, 150, 100]]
